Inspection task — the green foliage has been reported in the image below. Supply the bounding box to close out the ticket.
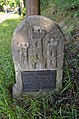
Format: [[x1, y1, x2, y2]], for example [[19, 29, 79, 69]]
[[15, 0, 20, 5], [0, 0, 20, 8], [40, 0, 54, 10], [53, 0, 79, 10], [41, 0, 79, 11], [0, 0, 4, 7], [22, 7, 26, 16]]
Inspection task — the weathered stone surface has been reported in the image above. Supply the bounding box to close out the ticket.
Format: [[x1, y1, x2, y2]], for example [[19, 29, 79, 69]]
[[12, 15, 64, 97]]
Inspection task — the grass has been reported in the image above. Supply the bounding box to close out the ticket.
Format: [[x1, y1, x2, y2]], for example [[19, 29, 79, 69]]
[[0, 12, 79, 119], [0, 17, 25, 118]]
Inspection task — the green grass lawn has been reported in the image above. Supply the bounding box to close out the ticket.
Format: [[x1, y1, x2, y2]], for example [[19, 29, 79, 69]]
[[0, 18, 25, 118], [0, 17, 79, 119]]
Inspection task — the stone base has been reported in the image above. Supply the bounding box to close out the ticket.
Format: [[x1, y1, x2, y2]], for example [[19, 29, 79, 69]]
[[13, 84, 22, 98]]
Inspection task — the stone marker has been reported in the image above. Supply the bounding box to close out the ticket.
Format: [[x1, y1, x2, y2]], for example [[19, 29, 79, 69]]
[[12, 15, 64, 98]]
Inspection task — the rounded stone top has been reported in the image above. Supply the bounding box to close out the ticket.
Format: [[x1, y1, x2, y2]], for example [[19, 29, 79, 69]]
[[27, 15, 54, 30], [14, 15, 55, 35], [27, 15, 53, 23]]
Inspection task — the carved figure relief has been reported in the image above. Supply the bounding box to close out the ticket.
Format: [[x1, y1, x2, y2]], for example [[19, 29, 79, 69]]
[[15, 24, 58, 70]]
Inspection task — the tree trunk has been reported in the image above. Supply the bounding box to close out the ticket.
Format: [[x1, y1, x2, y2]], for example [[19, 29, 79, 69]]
[[26, 0, 40, 16]]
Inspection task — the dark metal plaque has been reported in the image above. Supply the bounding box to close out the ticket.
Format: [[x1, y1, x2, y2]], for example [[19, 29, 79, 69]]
[[21, 70, 56, 92]]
